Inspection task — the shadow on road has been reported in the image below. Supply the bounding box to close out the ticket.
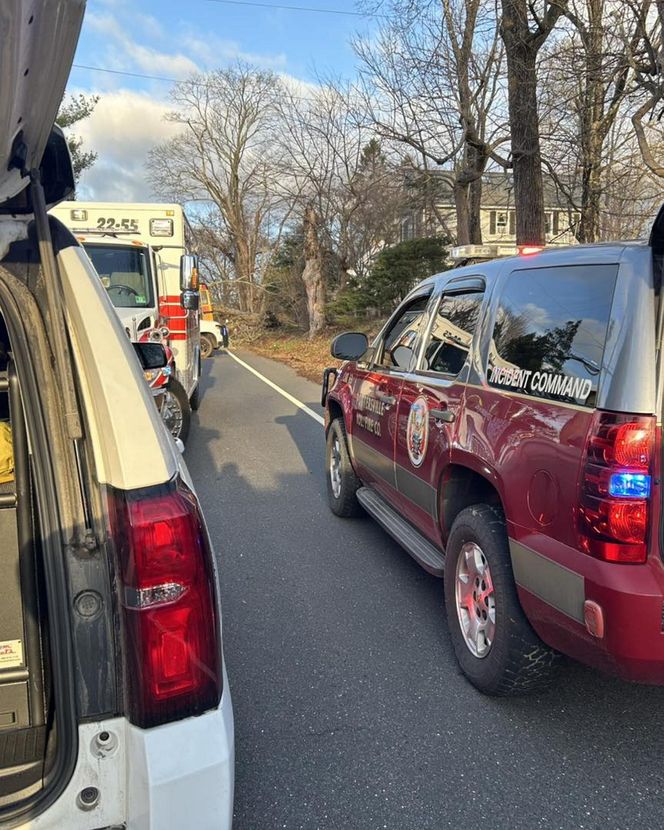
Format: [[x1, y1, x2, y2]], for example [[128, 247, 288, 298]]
[[185, 352, 664, 830], [274, 408, 324, 478]]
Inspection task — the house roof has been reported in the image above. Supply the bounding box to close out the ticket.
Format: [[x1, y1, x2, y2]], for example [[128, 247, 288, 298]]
[[405, 169, 577, 211]]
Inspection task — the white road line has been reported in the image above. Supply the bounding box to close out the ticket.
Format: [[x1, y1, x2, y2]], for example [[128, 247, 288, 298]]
[[225, 350, 325, 426]]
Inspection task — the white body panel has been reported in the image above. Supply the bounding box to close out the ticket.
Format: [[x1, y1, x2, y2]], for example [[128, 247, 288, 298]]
[[20, 681, 233, 830], [201, 318, 222, 345], [58, 245, 178, 489]]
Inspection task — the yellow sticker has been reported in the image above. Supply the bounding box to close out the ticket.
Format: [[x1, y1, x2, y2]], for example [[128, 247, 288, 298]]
[[0, 640, 23, 668]]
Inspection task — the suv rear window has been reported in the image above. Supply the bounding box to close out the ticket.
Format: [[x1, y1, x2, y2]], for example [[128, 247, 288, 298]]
[[488, 264, 618, 407]]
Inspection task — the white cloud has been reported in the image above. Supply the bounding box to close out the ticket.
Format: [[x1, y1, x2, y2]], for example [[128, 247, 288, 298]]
[[67, 7, 314, 201], [86, 11, 198, 79], [181, 32, 288, 72], [73, 90, 181, 201]]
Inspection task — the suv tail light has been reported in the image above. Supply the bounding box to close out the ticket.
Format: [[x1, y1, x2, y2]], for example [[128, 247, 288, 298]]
[[110, 479, 222, 728], [578, 411, 655, 564]]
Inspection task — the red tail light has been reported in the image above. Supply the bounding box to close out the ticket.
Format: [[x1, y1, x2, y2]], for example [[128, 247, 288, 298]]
[[110, 479, 222, 727], [578, 411, 655, 564]]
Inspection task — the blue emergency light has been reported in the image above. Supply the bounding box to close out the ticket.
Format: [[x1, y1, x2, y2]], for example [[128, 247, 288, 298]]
[[608, 473, 651, 499]]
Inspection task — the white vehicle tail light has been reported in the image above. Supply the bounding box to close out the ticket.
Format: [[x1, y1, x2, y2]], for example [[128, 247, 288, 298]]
[[109, 479, 222, 728]]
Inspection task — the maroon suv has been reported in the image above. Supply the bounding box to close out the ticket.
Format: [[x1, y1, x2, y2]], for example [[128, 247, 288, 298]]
[[322, 213, 664, 695]]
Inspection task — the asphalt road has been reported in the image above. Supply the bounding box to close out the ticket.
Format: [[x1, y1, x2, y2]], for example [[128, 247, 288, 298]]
[[185, 349, 664, 830]]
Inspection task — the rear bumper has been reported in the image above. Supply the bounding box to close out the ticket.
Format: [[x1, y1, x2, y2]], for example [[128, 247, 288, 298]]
[[515, 534, 664, 683], [26, 670, 234, 830], [126, 670, 235, 829]]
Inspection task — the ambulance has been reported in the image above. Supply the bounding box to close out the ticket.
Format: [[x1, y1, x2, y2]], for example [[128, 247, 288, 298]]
[[50, 201, 202, 409]]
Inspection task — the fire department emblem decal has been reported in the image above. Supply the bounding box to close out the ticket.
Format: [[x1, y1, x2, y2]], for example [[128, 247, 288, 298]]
[[406, 396, 429, 468]]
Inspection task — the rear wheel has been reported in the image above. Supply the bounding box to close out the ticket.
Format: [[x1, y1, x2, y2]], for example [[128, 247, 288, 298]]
[[200, 333, 215, 360], [326, 419, 363, 517], [160, 379, 191, 443], [444, 504, 559, 696]]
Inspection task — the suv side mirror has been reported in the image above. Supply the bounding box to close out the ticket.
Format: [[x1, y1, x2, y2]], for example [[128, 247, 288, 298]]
[[181, 289, 199, 311], [133, 342, 168, 370], [180, 254, 199, 291], [331, 332, 369, 361]]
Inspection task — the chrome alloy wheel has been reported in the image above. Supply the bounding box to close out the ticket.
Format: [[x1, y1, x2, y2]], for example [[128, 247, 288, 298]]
[[160, 390, 184, 439], [455, 542, 496, 658], [329, 435, 342, 499]]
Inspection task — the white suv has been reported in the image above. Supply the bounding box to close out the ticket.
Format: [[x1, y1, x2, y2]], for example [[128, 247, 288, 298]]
[[0, 3, 234, 828]]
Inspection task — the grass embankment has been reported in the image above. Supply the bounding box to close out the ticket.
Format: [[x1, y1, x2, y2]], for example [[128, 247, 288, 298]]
[[244, 332, 342, 384], [217, 306, 378, 384]]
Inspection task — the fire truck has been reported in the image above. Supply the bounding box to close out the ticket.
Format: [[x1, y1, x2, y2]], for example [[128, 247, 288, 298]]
[[51, 202, 202, 421]]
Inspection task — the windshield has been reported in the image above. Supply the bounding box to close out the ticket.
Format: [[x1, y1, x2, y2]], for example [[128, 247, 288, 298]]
[[85, 244, 154, 309]]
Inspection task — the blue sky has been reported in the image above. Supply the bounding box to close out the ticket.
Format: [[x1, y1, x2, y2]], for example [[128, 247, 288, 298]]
[[66, 0, 379, 200]]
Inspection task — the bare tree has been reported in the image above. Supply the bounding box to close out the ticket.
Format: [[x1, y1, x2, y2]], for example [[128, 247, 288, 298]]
[[621, 1, 664, 179], [538, 0, 647, 241], [355, 0, 506, 245], [500, 0, 568, 245], [277, 84, 400, 337], [147, 64, 287, 313]]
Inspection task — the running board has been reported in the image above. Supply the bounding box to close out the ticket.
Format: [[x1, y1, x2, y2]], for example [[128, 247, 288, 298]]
[[356, 487, 445, 576]]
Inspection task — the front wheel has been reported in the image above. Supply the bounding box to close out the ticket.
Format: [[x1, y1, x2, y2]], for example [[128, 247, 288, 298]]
[[444, 504, 559, 696], [200, 333, 215, 360], [160, 378, 191, 444], [326, 419, 363, 517]]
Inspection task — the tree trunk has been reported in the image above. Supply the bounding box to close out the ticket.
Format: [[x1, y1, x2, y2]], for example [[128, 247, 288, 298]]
[[501, 0, 548, 245], [302, 205, 325, 339], [577, 0, 605, 243], [453, 180, 471, 245], [468, 146, 485, 244]]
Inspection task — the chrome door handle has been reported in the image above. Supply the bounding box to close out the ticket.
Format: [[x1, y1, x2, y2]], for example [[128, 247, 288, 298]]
[[431, 408, 455, 423], [377, 392, 396, 407]]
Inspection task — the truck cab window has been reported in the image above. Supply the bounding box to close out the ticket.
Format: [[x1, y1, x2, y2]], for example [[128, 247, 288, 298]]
[[85, 245, 154, 309]]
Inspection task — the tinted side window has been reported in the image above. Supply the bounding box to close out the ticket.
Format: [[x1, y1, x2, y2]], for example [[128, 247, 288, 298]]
[[488, 265, 618, 407], [424, 291, 484, 376], [378, 295, 430, 369]]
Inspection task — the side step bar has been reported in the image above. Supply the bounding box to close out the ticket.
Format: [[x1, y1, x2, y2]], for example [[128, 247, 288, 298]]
[[356, 487, 445, 576]]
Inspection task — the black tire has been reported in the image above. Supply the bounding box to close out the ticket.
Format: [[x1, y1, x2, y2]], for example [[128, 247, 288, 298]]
[[200, 333, 215, 360], [326, 418, 363, 517], [161, 379, 191, 444], [190, 381, 201, 412], [444, 504, 559, 696]]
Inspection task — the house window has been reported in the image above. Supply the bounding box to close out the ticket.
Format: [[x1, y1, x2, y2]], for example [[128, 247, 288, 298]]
[[545, 212, 552, 235], [497, 212, 508, 230]]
